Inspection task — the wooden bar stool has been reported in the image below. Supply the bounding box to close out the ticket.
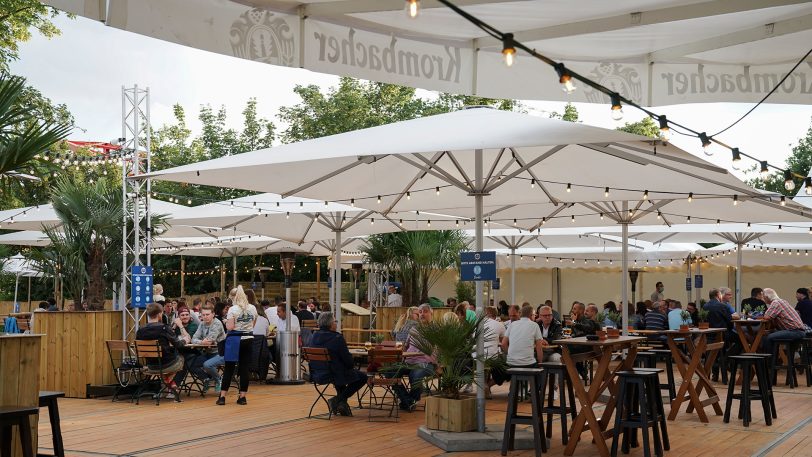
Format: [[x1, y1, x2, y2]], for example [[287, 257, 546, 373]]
[[501, 367, 546, 457], [741, 354, 777, 421], [539, 362, 576, 445], [611, 370, 666, 457], [38, 391, 66, 457], [771, 339, 801, 388], [0, 406, 38, 457], [649, 349, 677, 403], [724, 355, 772, 427]]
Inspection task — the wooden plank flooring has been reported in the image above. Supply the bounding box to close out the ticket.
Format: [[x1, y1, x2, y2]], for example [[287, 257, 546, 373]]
[[37, 375, 812, 457]]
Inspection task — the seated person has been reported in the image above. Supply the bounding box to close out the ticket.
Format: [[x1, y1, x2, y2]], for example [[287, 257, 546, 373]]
[[705, 288, 741, 380], [501, 304, 545, 371], [392, 304, 437, 411], [667, 302, 691, 330], [296, 301, 316, 323], [192, 302, 226, 391], [136, 303, 186, 399], [571, 303, 600, 337], [536, 305, 562, 363], [761, 288, 807, 355], [308, 312, 366, 416]]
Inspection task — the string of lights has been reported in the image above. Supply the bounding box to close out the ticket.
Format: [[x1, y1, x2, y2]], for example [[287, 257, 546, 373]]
[[412, 0, 812, 188]]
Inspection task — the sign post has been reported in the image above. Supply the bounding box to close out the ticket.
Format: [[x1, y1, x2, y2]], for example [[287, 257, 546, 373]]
[[130, 265, 153, 332], [460, 251, 497, 282]]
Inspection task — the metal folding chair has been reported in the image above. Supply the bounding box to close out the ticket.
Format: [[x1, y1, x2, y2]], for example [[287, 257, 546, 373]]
[[105, 340, 141, 402], [302, 347, 335, 419], [133, 340, 179, 405]]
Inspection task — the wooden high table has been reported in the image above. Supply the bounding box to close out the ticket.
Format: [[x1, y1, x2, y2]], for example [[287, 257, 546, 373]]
[[554, 335, 646, 457], [0, 333, 43, 457], [665, 328, 725, 423], [734, 319, 770, 353]]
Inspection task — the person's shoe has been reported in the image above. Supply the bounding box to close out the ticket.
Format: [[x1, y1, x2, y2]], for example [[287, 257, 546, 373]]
[[202, 379, 211, 393], [236, 396, 247, 405], [407, 400, 418, 412], [165, 392, 176, 400], [328, 397, 340, 414], [338, 401, 353, 417], [215, 378, 222, 392], [216, 396, 225, 406]]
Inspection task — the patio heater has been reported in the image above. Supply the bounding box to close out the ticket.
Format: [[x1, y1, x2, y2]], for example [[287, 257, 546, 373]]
[[273, 252, 304, 384], [352, 263, 362, 305], [628, 269, 640, 305]]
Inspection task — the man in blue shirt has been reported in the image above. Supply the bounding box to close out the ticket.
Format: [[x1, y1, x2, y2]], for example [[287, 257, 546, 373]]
[[643, 301, 668, 331], [667, 301, 691, 330]]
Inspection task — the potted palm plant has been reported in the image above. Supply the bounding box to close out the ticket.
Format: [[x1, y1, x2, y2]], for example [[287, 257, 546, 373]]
[[606, 311, 622, 338], [697, 307, 710, 329], [679, 310, 691, 332], [409, 314, 501, 432]]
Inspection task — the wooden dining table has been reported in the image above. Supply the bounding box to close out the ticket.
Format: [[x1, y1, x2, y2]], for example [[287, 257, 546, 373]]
[[734, 319, 771, 353], [554, 335, 646, 457], [665, 328, 725, 423]]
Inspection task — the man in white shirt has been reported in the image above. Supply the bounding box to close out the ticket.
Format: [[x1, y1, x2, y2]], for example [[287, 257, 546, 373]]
[[501, 304, 545, 369], [386, 285, 403, 307], [483, 306, 506, 357], [537, 305, 562, 363], [276, 306, 300, 332]]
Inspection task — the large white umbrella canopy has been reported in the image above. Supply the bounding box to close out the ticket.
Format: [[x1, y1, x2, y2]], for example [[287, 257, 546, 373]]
[[0, 231, 52, 247], [699, 242, 812, 268], [50, 0, 812, 106]]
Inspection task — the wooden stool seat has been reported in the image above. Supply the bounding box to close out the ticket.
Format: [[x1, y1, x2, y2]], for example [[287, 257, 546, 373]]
[[611, 371, 667, 457], [502, 368, 546, 457], [725, 355, 773, 427], [539, 362, 576, 445], [38, 391, 66, 457], [0, 406, 39, 457], [648, 349, 677, 402]]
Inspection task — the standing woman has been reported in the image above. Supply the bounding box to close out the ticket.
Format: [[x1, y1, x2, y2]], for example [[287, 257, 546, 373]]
[[217, 286, 258, 405]]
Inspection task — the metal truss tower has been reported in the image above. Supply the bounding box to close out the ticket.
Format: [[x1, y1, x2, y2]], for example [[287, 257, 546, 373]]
[[120, 85, 151, 338]]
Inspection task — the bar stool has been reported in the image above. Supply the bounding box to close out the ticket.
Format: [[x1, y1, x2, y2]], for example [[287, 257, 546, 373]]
[[725, 355, 772, 426], [741, 353, 777, 421], [610, 370, 666, 457], [0, 405, 38, 457], [771, 339, 801, 388], [799, 337, 812, 387], [634, 351, 657, 369], [501, 368, 546, 457], [539, 362, 576, 445], [649, 349, 677, 403], [38, 391, 66, 457]]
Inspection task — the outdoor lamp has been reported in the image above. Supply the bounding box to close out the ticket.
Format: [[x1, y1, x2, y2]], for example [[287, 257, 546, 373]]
[[784, 170, 795, 191], [610, 93, 623, 121], [554, 63, 576, 93], [405, 0, 419, 18], [699, 132, 712, 156], [805, 177, 812, 195], [280, 252, 296, 287], [759, 161, 770, 178], [731, 148, 742, 169]]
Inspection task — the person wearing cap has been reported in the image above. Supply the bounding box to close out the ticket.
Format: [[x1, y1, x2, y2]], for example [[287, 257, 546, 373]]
[[794, 287, 812, 329]]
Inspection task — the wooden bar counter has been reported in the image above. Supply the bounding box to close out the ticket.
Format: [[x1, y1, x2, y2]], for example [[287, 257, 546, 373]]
[[0, 333, 43, 457]]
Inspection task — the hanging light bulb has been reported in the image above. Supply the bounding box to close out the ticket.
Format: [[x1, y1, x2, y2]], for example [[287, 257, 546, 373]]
[[286, 212, 290, 219], [760, 161, 770, 179], [435, 186, 440, 196], [554, 63, 576, 94], [778, 224, 783, 232], [643, 189, 649, 201], [513, 218, 517, 226], [566, 183, 571, 192], [530, 179, 535, 189], [399, 219, 403, 226], [731, 148, 742, 170], [687, 216, 691, 223], [733, 195, 738, 206], [716, 219, 721, 225], [405, 0, 419, 18], [377, 195, 381, 204], [571, 215, 575, 223], [600, 213, 604, 220], [501, 33, 516, 67], [780, 196, 786, 206], [784, 170, 796, 191], [688, 192, 693, 203], [656, 211, 661, 220], [350, 198, 355, 207], [187, 199, 192, 205], [427, 219, 431, 227], [699, 132, 713, 156], [406, 191, 411, 200], [604, 187, 610, 198], [804, 177, 812, 195], [610, 93, 623, 121]]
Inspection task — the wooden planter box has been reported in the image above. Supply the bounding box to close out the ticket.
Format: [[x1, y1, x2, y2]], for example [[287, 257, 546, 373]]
[[425, 395, 477, 432]]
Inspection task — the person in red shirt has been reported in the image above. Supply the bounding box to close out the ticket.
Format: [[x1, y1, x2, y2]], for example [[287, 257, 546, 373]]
[[761, 288, 806, 355]]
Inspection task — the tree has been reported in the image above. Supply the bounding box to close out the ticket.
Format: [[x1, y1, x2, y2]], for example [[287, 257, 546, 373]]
[[0, 1, 63, 71], [363, 231, 469, 306], [747, 116, 812, 195], [549, 103, 579, 122], [0, 74, 71, 181], [616, 116, 660, 138]]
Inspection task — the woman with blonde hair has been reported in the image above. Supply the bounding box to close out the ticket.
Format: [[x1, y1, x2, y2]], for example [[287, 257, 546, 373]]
[[393, 306, 419, 343], [217, 285, 258, 405]]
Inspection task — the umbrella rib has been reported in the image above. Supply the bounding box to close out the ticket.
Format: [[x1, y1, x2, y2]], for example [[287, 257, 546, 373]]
[[341, 210, 375, 231], [220, 215, 256, 231], [510, 148, 560, 205], [609, 142, 728, 174], [652, 232, 678, 244], [484, 145, 567, 194], [483, 204, 516, 219], [402, 153, 469, 190], [445, 151, 474, 188], [483, 148, 506, 188], [379, 212, 406, 231], [630, 199, 673, 223], [529, 204, 569, 231], [490, 237, 511, 249], [280, 157, 378, 198], [296, 215, 318, 245], [382, 151, 445, 215], [516, 236, 536, 249]]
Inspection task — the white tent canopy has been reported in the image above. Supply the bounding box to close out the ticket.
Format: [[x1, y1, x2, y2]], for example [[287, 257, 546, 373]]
[[0, 231, 52, 247], [698, 242, 812, 267], [49, 0, 812, 106]]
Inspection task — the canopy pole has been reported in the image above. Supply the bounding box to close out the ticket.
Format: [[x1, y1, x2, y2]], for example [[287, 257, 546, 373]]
[[510, 247, 516, 305], [14, 274, 20, 311], [686, 255, 692, 305], [621, 202, 629, 336], [180, 256, 185, 297], [219, 263, 225, 297], [316, 258, 321, 302], [474, 148, 485, 433], [695, 257, 702, 304], [335, 230, 343, 332], [232, 254, 237, 291], [27, 276, 32, 311], [736, 243, 743, 313]]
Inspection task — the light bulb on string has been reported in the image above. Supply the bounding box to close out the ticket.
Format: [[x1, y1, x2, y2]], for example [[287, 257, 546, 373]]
[[784, 170, 796, 191], [760, 161, 770, 179], [566, 183, 571, 192], [435, 186, 440, 196], [554, 63, 576, 94], [733, 195, 738, 206], [699, 132, 712, 156], [604, 187, 610, 198], [731, 148, 742, 170], [377, 195, 381, 204], [405, 0, 419, 18], [501, 33, 516, 67], [406, 191, 411, 200], [780, 196, 786, 206], [643, 189, 649, 201], [530, 179, 535, 189], [688, 192, 693, 203], [610, 93, 623, 121], [805, 177, 812, 195]]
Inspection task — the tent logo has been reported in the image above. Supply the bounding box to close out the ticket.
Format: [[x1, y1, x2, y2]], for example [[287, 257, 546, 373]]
[[584, 63, 643, 105], [230, 9, 296, 67]]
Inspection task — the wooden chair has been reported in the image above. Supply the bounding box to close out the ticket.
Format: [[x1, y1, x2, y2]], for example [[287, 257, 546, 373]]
[[366, 348, 403, 422], [302, 347, 334, 420], [133, 340, 178, 405], [105, 340, 141, 402], [16, 318, 30, 333], [302, 320, 319, 329]]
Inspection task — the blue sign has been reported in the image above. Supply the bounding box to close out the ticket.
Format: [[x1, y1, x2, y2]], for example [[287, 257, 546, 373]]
[[694, 274, 704, 289], [460, 251, 497, 281], [685, 277, 692, 291], [130, 265, 154, 309], [327, 277, 332, 289], [492, 278, 501, 290]]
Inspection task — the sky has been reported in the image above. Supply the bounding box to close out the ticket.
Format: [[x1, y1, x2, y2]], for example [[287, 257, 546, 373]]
[[9, 13, 812, 182]]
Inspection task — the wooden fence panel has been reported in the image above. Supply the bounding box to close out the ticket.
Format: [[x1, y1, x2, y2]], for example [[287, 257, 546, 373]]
[[0, 334, 42, 457]]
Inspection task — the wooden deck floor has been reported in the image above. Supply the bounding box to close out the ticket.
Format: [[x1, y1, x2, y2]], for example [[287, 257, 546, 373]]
[[37, 375, 812, 457]]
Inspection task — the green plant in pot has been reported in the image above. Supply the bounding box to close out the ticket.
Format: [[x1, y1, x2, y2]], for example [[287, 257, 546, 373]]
[[408, 314, 504, 432], [697, 307, 710, 329], [742, 303, 752, 319], [370, 334, 385, 344], [607, 311, 623, 337], [679, 310, 691, 331]]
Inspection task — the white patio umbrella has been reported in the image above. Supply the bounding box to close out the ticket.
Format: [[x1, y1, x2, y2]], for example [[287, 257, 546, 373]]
[[0, 231, 52, 247], [50, 0, 812, 106], [699, 242, 812, 268], [2, 254, 45, 311], [145, 106, 809, 431]]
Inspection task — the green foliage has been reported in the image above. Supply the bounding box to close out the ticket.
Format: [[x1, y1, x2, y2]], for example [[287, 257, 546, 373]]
[[748, 116, 812, 195], [363, 230, 469, 306], [697, 307, 709, 322], [0, 1, 63, 71], [680, 310, 691, 324], [408, 314, 501, 399], [607, 311, 622, 327], [455, 280, 475, 304], [549, 103, 579, 122], [595, 310, 608, 326], [616, 116, 660, 138]]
